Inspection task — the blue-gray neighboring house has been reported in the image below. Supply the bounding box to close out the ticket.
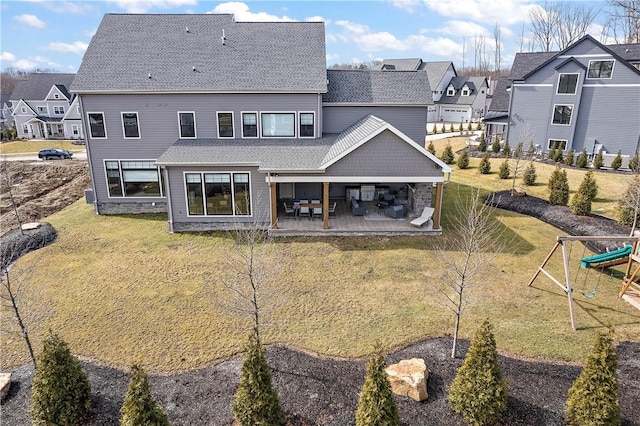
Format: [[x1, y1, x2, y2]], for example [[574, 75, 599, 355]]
[[487, 35, 640, 163], [71, 14, 451, 234]]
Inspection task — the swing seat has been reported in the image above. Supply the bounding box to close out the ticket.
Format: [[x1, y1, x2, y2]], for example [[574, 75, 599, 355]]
[[582, 291, 597, 299]]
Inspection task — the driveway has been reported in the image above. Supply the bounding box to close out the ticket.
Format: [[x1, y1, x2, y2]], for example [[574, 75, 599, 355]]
[[0, 150, 87, 162]]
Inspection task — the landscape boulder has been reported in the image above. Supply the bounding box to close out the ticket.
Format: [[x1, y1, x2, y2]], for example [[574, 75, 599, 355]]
[[0, 372, 11, 401], [384, 358, 428, 402]]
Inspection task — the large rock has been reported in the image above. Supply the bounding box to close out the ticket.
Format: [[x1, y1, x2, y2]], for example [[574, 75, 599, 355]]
[[385, 358, 428, 402], [0, 372, 11, 401]]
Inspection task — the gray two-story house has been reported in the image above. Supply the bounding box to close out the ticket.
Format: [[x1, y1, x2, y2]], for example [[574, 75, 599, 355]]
[[493, 35, 640, 161], [71, 14, 451, 234]]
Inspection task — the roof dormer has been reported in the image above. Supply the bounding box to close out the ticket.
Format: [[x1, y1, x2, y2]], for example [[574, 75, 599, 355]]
[[461, 84, 471, 96], [446, 84, 455, 96]]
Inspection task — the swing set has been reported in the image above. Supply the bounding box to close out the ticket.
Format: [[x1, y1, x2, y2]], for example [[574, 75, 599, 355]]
[[528, 235, 640, 330]]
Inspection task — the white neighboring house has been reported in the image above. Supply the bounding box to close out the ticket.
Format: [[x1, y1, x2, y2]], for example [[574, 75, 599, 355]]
[[10, 73, 84, 140], [436, 76, 488, 123]]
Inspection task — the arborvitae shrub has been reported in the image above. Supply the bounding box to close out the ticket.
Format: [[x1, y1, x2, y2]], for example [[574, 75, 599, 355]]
[[611, 150, 623, 170], [617, 175, 640, 226], [448, 320, 507, 426], [498, 160, 510, 179], [355, 352, 400, 426], [578, 170, 598, 201], [552, 148, 564, 163], [576, 148, 589, 168], [441, 143, 455, 164], [476, 122, 483, 131], [564, 149, 575, 166], [459, 122, 464, 132], [31, 332, 91, 426], [569, 192, 591, 215], [427, 141, 436, 155], [548, 167, 570, 205], [440, 123, 446, 133], [458, 149, 470, 169], [565, 331, 620, 426], [628, 151, 640, 172], [478, 133, 487, 152], [491, 136, 501, 153], [232, 333, 284, 426], [467, 121, 473, 131], [449, 123, 455, 133], [522, 162, 537, 185], [548, 148, 556, 161], [501, 140, 511, 157], [593, 150, 604, 169], [120, 365, 169, 426], [479, 153, 492, 174]]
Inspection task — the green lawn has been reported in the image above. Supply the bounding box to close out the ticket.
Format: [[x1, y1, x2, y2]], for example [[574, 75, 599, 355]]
[[2, 178, 639, 373], [0, 140, 83, 154]]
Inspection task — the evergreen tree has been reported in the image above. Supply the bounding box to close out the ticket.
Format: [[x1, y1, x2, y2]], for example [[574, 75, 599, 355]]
[[522, 162, 537, 186], [467, 121, 473, 131], [491, 136, 501, 153], [501, 140, 511, 157], [578, 170, 598, 201], [498, 159, 510, 179], [479, 153, 492, 174], [611, 150, 623, 170], [449, 123, 455, 133], [478, 133, 487, 152], [476, 122, 482, 131], [593, 150, 604, 169], [427, 141, 436, 155], [121, 365, 170, 426], [548, 167, 570, 205], [548, 148, 556, 162], [448, 320, 507, 426], [576, 148, 589, 168], [459, 122, 464, 132], [441, 143, 455, 164], [457, 149, 470, 169], [232, 333, 284, 426], [565, 331, 620, 426], [31, 332, 92, 426], [617, 174, 640, 230], [355, 352, 399, 426], [552, 148, 564, 163], [440, 123, 446, 134], [564, 149, 575, 166], [628, 151, 640, 172]]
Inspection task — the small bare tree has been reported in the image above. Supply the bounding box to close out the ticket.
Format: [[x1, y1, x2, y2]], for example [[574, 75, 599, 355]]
[[605, 0, 640, 43], [530, 1, 559, 51], [1, 158, 25, 235], [430, 189, 505, 358]]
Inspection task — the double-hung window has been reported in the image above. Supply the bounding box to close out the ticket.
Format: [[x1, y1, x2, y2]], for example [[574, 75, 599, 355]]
[[105, 160, 163, 197], [217, 112, 234, 138], [185, 172, 251, 216], [53, 106, 65, 114], [178, 112, 196, 138], [122, 112, 140, 138], [587, 60, 614, 78], [552, 105, 573, 125], [242, 112, 258, 138], [261, 112, 295, 137], [88, 112, 107, 138], [299, 112, 315, 138], [557, 74, 578, 94]]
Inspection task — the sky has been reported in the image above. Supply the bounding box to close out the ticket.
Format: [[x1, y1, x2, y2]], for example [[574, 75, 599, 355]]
[[0, 0, 614, 75]]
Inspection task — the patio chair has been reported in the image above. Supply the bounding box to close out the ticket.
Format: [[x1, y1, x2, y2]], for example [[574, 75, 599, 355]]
[[299, 199, 310, 219], [410, 207, 435, 227], [328, 201, 337, 217], [313, 206, 322, 220], [283, 202, 295, 219]]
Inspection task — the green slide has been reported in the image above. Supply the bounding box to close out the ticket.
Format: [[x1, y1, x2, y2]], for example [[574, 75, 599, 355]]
[[580, 245, 633, 269]]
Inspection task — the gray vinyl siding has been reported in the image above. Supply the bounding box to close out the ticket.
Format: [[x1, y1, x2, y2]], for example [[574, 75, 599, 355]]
[[82, 92, 320, 205], [322, 106, 427, 145], [167, 165, 269, 224], [325, 130, 442, 177]]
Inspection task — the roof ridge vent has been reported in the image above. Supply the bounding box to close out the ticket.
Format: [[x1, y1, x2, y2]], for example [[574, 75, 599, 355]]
[[186, 26, 189, 33], [221, 29, 226, 45]]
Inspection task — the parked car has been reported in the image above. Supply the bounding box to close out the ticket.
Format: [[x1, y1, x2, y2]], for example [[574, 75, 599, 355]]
[[38, 148, 73, 160]]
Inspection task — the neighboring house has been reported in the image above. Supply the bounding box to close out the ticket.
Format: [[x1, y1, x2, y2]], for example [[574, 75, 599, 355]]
[[490, 35, 640, 161], [71, 13, 451, 234], [483, 76, 511, 142], [0, 93, 13, 133], [10, 73, 83, 140]]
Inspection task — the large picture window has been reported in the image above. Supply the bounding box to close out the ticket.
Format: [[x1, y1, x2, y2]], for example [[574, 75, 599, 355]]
[[242, 112, 257, 138], [587, 60, 614, 78], [88, 113, 106, 138], [552, 105, 573, 125], [299, 112, 315, 138], [104, 160, 162, 197], [557, 74, 578, 94], [261, 113, 295, 137], [122, 112, 140, 138], [178, 112, 196, 138], [548, 139, 568, 151], [185, 172, 251, 216], [217, 112, 234, 138]]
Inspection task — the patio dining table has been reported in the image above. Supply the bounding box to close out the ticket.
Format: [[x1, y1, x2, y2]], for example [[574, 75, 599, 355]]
[[293, 201, 323, 220]]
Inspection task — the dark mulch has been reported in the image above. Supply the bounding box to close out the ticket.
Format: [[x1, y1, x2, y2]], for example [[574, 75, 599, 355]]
[[0, 222, 56, 269]]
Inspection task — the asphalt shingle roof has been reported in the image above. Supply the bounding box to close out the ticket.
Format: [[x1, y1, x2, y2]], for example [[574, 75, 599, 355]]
[[439, 76, 486, 105], [71, 14, 327, 93], [10, 73, 75, 101], [423, 61, 454, 88], [374, 58, 422, 71], [323, 70, 432, 105], [488, 76, 511, 112]]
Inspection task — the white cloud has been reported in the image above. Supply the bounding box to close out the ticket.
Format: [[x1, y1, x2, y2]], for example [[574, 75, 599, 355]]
[[306, 15, 328, 24], [0, 51, 16, 62], [436, 20, 491, 38], [106, 0, 197, 14], [209, 2, 294, 22], [326, 53, 340, 62], [388, 0, 422, 13], [14, 59, 38, 69], [423, 0, 538, 26], [31, 1, 96, 14], [45, 41, 89, 55], [15, 14, 46, 29]]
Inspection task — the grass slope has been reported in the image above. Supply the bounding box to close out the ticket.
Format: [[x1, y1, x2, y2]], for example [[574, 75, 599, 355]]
[[0, 140, 83, 154]]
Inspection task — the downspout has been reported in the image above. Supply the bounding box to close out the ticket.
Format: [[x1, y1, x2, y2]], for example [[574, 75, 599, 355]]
[[267, 171, 273, 228], [163, 166, 174, 233], [77, 95, 99, 215]]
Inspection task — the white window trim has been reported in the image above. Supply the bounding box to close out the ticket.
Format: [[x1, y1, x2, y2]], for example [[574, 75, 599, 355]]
[[183, 171, 253, 217], [121, 111, 141, 139], [53, 106, 65, 115], [551, 104, 574, 126], [446, 87, 455, 96], [556, 73, 579, 95], [87, 112, 108, 139], [241, 111, 259, 139], [72, 124, 79, 135], [260, 111, 297, 139], [36, 105, 49, 115], [177, 111, 197, 139], [103, 159, 164, 199], [216, 111, 235, 139], [298, 111, 316, 139], [547, 139, 568, 151], [586, 59, 615, 79]]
